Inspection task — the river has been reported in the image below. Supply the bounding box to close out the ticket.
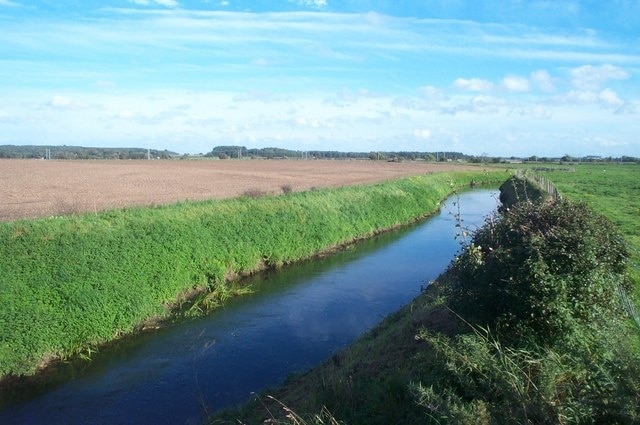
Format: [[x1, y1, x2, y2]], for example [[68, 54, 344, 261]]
[[0, 189, 498, 425]]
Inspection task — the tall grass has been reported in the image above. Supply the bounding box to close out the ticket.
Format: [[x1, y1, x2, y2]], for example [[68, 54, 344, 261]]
[[0, 170, 504, 379]]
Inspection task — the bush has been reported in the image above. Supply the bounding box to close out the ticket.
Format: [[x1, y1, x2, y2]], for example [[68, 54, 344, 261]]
[[447, 198, 630, 346], [420, 196, 640, 424]]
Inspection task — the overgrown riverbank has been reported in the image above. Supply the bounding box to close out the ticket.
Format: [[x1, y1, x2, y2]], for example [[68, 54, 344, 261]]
[[212, 175, 640, 424], [0, 170, 504, 383]]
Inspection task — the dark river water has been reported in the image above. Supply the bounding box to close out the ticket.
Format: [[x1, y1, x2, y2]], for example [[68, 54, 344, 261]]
[[0, 189, 498, 425]]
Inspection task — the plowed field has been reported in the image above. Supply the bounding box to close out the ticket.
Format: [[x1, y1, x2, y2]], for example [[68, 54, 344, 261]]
[[0, 159, 479, 221]]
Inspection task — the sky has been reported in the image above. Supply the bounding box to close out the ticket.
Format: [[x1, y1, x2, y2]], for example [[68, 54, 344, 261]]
[[1, 1, 639, 157]]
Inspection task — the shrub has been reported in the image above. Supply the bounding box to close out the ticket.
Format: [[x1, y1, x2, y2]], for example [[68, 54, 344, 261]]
[[421, 196, 640, 424], [447, 198, 630, 346]]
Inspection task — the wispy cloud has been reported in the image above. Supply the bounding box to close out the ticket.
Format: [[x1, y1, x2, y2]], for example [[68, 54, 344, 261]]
[[502, 76, 530, 92], [289, 0, 327, 8], [531, 70, 555, 92], [127, 0, 180, 8], [0, 5, 638, 157], [570, 64, 630, 90], [454, 78, 494, 92], [48, 95, 89, 109]]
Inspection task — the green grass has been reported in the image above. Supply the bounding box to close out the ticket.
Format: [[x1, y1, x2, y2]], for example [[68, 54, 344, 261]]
[[0, 169, 504, 379]]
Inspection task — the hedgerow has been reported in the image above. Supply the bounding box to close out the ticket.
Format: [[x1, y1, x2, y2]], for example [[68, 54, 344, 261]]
[[425, 194, 640, 423], [448, 198, 630, 345]]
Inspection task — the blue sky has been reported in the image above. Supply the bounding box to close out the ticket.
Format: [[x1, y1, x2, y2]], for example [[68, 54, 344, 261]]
[[1, 1, 639, 156]]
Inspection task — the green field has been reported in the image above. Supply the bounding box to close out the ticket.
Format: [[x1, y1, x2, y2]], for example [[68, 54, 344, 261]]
[[0, 169, 504, 380]]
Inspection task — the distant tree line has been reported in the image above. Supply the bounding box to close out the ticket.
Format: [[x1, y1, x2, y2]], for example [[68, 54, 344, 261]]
[[205, 146, 638, 163], [0, 145, 178, 160], [205, 145, 467, 161], [2, 144, 637, 163]]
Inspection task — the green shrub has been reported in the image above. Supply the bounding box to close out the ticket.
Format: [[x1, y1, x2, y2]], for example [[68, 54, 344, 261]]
[[433, 196, 640, 423], [448, 198, 630, 346]]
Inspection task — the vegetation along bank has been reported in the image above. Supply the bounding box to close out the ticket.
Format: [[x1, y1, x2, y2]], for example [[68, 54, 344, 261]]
[[212, 173, 640, 424], [0, 169, 504, 383]]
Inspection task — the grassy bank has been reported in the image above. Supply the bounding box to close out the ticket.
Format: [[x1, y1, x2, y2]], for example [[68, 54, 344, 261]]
[[0, 169, 504, 380], [212, 173, 640, 424]]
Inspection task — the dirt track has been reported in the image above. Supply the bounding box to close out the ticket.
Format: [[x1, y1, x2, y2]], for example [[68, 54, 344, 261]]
[[0, 159, 479, 221]]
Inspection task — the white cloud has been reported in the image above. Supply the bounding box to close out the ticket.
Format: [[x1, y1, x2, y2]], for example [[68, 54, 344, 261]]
[[582, 137, 628, 149], [0, 0, 20, 6], [442, 95, 506, 115], [570, 64, 630, 90], [117, 109, 136, 119], [453, 78, 493, 92], [614, 102, 637, 115], [48, 95, 88, 109], [94, 80, 117, 89], [598, 88, 624, 107], [289, 0, 327, 8], [419, 85, 447, 100], [510, 105, 553, 119], [155, 0, 179, 6], [563, 90, 598, 103], [502, 76, 530, 92], [413, 129, 432, 139], [128, 0, 179, 7], [0, 110, 15, 122], [294, 116, 321, 128], [531, 70, 555, 92], [557, 87, 628, 110]]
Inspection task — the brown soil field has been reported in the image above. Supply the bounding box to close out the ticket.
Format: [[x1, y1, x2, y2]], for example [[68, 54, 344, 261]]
[[0, 159, 479, 221]]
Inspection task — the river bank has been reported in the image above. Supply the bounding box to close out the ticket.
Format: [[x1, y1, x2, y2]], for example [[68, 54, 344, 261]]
[[0, 169, 506, 385], [212, 174, 640, 424]]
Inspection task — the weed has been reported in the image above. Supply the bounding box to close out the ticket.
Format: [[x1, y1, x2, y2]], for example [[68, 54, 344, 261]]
[[281, 184, 293, 194], [242, 188, 268, 198]]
